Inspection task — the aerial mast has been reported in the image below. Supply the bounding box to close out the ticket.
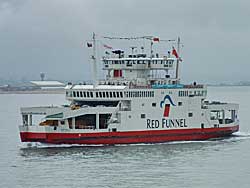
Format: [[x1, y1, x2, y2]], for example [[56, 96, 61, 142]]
[[175, 37, 181, 81], [92, 32, 98, 88]]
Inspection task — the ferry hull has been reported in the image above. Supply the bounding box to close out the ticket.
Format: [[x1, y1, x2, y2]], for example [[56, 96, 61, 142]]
[[20, 125, 239, 145]]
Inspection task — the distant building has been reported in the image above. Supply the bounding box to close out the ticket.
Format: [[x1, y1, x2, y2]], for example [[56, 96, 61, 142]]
[[30, 81, 65, 90]]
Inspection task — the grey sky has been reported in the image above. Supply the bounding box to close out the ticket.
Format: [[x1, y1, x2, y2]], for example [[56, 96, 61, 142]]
[[0, 0, 249, 83]]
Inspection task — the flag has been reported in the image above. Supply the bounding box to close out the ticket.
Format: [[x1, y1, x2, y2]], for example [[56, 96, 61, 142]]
[[172, 47, 179, 58], [103, 44, 113, 49], [87, 42, 92, 47], [153, 37, 160, 42]]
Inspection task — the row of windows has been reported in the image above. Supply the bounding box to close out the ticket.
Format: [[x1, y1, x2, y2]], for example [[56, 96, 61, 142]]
[[68, 91, 123, 98], [67, 90, 155, 99], [178, 90, 207, 97], [104, 60, 174, 66], [72, 91, 94, 98], [179, 90, 188, 97], [193, 90, 207, 97], [144, 102, 182, 108], [125, 91, 154, 98], [96, 91, 123, 98]]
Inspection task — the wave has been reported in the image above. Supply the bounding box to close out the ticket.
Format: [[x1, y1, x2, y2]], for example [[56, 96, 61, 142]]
[[233, 131, 250, 137], [19, 142, 105, 149]]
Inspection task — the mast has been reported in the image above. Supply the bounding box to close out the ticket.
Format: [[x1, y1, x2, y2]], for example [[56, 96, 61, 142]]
[[175, 37, 180, 80], [92, 32, 98, 87]]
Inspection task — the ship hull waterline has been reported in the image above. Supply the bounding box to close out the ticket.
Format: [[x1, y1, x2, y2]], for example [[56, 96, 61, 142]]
[[20, 125, 239, 145]]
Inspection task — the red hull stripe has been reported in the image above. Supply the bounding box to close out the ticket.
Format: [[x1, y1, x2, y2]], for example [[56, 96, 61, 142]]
[[20, 125, 239, 145]]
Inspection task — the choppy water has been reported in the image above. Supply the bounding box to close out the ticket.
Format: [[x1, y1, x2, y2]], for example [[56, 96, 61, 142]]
[[1, 86, 250, 188]]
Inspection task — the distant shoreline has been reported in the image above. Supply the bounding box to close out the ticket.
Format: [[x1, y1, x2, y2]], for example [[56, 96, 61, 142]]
[[0, 90, 65, 94]]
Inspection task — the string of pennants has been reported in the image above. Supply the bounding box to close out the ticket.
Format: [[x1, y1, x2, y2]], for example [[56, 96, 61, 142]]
[[85, 35, 182, 61]]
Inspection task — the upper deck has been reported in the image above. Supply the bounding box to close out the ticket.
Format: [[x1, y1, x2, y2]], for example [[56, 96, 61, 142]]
[[103, 56, 175, 70], [66, 35, 198, 102], [65, 83, 207, 102]]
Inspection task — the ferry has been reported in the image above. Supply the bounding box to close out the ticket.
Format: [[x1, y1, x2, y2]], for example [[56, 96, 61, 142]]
[[19, 34, 239, 145]]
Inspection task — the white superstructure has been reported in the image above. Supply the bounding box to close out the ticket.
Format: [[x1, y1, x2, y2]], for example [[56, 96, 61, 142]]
[[19, 34, 239, 144]]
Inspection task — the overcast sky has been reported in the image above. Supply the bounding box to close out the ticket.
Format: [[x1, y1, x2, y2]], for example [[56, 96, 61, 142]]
[[0, 0, 249, 84]]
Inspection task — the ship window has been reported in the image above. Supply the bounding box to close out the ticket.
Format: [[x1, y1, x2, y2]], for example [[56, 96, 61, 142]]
[[99, 92, 102, 98], [106, 92, 109, 98], [80, 92, 83, 97], [188, 112, 193, 117], [113, 92, 116, 98], [178, 102, 182, 106], [120, 92, 123, 98], [83, 92, 86, 98], [110, 92, 112, 98], [103, 92, 105, 98], [77, 91, 80, 97], [90, 92, 93, 98], [141, 114, 146, 119], [87, 92, 90, 98], [96, 92, 99, 98], [201, 123, 204, 129], [117, 92, 119, 98], [152, 103, 156, 107], [73, 91, 76, 97]]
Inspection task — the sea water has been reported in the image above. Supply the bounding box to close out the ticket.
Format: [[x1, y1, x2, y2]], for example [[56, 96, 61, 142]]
[[0, 86, 250, 188]]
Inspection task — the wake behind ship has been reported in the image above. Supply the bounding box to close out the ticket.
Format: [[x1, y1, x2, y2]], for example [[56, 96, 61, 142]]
[[19, 34, 239, 145]]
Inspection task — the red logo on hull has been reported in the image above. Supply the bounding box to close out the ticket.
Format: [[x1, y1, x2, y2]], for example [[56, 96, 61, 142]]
[[160, 95, 176, 118], [163, 104, 170, 117]]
